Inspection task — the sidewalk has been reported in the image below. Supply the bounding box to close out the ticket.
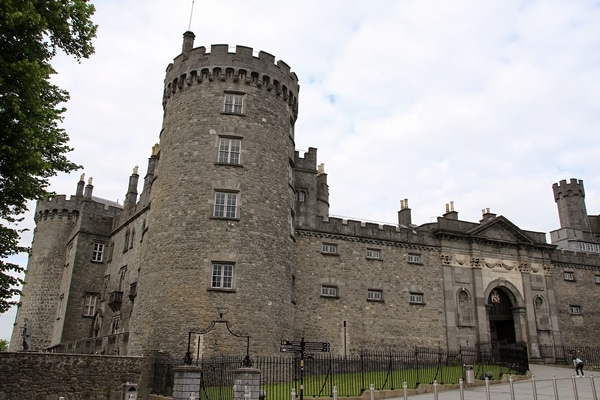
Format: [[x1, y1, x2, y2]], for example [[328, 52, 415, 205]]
[[388, 364, 598, 400]]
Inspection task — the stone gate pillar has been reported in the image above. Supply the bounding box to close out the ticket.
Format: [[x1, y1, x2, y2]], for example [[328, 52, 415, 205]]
[[233, 368, 261, 400], [172, 365, 202, 400]]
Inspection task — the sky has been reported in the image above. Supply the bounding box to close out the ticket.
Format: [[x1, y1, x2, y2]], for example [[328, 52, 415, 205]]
[[2, 0, 600, 342]]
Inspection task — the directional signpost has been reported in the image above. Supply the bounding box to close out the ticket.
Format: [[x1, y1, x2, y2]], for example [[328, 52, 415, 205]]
[[279, 338, 330, 400]]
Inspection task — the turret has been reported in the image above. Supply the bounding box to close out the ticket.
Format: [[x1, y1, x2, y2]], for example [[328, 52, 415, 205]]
[[552, 179, 588, 231], [130, 32, 300, 357]]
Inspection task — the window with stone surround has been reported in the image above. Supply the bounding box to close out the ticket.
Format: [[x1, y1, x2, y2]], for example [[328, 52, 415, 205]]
[[564, 272, 575, 281], [366, 248, 381, 260], [322, 243, 338, 255], [223, 92, 244, 114], [407, 253, 421, 264], [83, 294, 98, 317], [409, 292, 424, 304], [111, 315, 121, 334], [212, 263, 234, 289], [321, 285, 338, 298], [92, 242, 104, 262], [595, 275, 600, 284], [218, 137, 242, 164], [367, 289, 383, 302], [214, 191, 238, 219], [569, 305, 581, 315]]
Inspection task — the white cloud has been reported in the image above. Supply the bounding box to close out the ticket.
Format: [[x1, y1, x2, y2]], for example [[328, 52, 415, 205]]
[[2, 0, 600, 340]]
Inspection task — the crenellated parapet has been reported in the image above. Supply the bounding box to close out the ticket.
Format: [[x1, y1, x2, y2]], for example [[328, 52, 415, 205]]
[[34, 195, 83, 223], [163, 34, 299, 120], [553, 178, 585, 201], [299, 216, 437, 249]]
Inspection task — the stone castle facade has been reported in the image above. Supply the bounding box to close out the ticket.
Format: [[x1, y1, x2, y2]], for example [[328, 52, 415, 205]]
[[10, 32, 600, 362]]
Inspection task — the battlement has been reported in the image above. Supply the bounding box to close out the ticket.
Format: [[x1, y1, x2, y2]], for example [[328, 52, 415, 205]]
[[553, 178, 585, 201], [305, 216, 436, 247], [295, 148, 318, 172], [34, 195, 84, 222], [164, 33, 299, 119]]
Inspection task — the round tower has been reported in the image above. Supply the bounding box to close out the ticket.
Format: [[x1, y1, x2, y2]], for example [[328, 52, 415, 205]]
[[9, 188, 83, 351], [129, 32, 299, 357], [552, 178, 588, 230]]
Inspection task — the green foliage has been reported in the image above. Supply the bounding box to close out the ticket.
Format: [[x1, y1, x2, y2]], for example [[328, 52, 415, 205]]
[[0, 339, 7, 351], [0, 0, 97, 313]]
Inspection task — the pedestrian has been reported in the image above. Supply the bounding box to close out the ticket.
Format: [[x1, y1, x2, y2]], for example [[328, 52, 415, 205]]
[[573, 356, 584, 376]]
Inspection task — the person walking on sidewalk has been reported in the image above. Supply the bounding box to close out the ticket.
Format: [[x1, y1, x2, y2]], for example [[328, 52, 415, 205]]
[[573, 356, 584, 376]]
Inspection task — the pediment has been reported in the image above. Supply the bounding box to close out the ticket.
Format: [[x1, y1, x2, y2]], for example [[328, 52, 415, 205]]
[[467, 216, 535, 244]]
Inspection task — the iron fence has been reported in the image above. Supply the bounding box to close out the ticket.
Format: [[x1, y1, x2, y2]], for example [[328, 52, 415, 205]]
[[151, 342, 528, 398], [539, 343, 600, 369]]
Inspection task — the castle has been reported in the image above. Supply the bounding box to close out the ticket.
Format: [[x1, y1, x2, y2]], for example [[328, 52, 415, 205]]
[[10, 32, 600, 362]]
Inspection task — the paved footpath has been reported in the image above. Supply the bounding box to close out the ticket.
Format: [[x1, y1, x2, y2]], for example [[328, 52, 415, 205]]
[[388, 364, 598, 400]]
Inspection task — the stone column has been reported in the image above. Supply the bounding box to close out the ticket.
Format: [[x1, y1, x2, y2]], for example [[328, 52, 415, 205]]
[[233, 368, 261, 400], [172, 365, 202, 400]]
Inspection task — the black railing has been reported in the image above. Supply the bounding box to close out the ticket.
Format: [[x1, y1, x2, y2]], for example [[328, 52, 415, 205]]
[[151, 343, 528, 398]]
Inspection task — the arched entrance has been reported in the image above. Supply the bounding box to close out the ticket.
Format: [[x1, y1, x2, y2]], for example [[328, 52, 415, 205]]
[[487, 288, 516, 343]]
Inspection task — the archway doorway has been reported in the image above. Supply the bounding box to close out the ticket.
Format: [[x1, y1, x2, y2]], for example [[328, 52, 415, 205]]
[[488, 288, 516, 343]]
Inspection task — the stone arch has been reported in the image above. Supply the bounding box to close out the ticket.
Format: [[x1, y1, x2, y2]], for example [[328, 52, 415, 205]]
[[484, 279, 525, 344]]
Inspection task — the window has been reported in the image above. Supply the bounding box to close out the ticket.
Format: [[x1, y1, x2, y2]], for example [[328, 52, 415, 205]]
[[367, 289, 383, 301], [118, 267, 127, 291], [295, 191, 305, 202], [111, 315, 121, 334], [366, 249, 381, 260], [407, 254, 421, 264], [322, 243, 338, 255], [214, 192, 238, 218], [102, 275, 110, 301], [288, 162, 293, 185], [66, 244, 73, 265], [564, 272, 575, 281], [223, 93, 244, 114], [569, 305, 581, 315], [92, 243, 104, 262], [409, 292, 424, 304], [56, 294, 64, 319], [321, 285, 338, 297], [212, 263, 234, 289], [218, 138, 241, 164], [595, 276, 600, 284], [83, 294, 97, 317]]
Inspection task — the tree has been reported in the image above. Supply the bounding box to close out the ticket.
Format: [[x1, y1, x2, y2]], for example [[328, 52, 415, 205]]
[[0, 0, 97, 313], [0, 339, 8, 351]]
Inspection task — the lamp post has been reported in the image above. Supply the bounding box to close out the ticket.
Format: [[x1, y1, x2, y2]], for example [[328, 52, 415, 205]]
[[184, 312, 252, 367]]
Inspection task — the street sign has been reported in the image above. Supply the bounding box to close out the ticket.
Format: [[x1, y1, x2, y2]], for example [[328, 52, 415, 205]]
[[280, 340, 331, 352]]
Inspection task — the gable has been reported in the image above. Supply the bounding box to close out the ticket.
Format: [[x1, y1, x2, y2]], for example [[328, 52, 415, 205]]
[[467, 216, 535, 244]]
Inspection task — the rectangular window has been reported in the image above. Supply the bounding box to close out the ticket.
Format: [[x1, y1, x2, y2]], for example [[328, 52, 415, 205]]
[[407, 254, 421, 264], [214, 192, 238, 218], [212, 263, 234, 289], [111, 315, 121, 334], [322, 243, 338, 254], [56, 294, 64, 319], [367, 289, 383, 301], [218, 138, 241, 164], [366, 249, 381, 260], [569, 305, 581, 315], [595, 276, 600, 284], [66, 244, 73, 265], [83, 294, 97, 317], [409, 292, 424, 304], [92, 243, 104, 262], [223, 93, 244, 114], [564, 272, 575, 281], [321, 285, 338, 297]]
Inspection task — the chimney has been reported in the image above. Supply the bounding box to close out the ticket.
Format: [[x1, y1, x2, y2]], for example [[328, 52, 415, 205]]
[[480, 207, 496, 222], [75, 173, 85, 197], [125, 166, 139, 208], [443, 201, 458, 220], [398, 198, 412, 226], [84, 177, 94, 199], [182, 31, 195, 53]]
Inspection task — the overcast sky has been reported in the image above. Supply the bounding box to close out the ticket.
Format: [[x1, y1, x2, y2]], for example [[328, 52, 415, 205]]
[[2, 0, 600, 342]]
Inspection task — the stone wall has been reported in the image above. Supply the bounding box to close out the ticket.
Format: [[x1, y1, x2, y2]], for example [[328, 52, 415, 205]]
[[0, 352, 148, 400]]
